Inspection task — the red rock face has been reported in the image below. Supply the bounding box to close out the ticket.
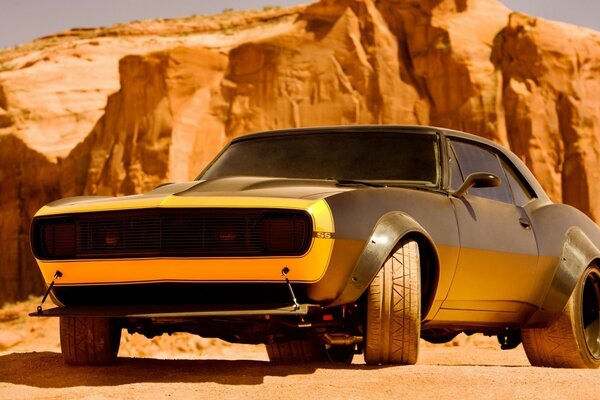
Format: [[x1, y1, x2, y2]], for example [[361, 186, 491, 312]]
[[62, 48, 229, 197], [0, 0, 599, 302], [497, 13, 600, 220], [0, 135, 58, 302]]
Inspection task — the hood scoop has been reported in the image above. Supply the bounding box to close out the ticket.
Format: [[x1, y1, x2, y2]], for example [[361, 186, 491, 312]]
[[175, 176, 350, 199]]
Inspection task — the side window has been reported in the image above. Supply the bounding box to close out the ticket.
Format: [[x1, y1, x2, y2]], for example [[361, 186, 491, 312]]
[[450, 141, 512, 204], [502, 161, 533, 206]]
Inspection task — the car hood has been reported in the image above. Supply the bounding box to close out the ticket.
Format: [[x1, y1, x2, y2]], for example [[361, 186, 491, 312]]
[[35, 177, 357, 216], [172, 176, 355, 199]]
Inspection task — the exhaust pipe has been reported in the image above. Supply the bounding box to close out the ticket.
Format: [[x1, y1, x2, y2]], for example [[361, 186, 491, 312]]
[[322, 333, 363, 346]]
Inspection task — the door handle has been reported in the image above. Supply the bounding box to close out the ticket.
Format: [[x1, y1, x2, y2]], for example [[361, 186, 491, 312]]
[[519, 217, 531, 229]]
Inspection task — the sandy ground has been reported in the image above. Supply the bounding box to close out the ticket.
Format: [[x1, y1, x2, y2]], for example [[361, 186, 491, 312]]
[[1, 299, 599, 399]]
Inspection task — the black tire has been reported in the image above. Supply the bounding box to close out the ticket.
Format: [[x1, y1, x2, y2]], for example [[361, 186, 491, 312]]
[[266, 341, 354, 364], [325, 345, 355, 364], [521, 263, 600, 368], [364, 239, 421, 365], [266, 340, 328, 363], [60, 316, 121, 366]]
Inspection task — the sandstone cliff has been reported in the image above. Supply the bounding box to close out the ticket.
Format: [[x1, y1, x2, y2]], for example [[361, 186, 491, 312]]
[[1, 0, 599, 303]]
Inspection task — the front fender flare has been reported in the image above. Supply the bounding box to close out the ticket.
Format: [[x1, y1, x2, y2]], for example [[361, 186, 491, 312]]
[[327, 211, 438, 314], [527, 227, 600, 326]]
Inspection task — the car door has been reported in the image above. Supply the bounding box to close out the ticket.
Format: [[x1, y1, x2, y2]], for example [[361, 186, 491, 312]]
[[438, 139, 539, 323]]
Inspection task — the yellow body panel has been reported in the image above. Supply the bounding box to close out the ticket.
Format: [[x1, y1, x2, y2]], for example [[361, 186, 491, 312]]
[[431, 307, 534, 325], [424, 244, 459, 320], [35, 197, 335, 287], [429, 250, 557, 325], [442, 248, 540, 309]]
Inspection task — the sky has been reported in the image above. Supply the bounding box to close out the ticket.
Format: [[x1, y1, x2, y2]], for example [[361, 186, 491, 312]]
[[502, 0, 600, 32], [0, 0, 599, 50]]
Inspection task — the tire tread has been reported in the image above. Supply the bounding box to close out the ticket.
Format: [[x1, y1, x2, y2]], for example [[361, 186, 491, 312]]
[[365, 239, 420, 365], [60, 316, 121, 366], [266, 340, 327, 363], [522, 264, 600, 369]]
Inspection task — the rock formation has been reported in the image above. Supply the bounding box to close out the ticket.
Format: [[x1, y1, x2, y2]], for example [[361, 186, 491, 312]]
[[0, 0, 599, 303]]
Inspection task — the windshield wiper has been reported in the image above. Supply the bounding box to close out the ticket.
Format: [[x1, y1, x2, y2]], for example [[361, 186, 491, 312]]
[[330, 178, 387, 188]]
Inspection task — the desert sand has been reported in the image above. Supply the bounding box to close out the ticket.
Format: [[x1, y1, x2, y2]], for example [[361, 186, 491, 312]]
[[1, 299, 598, 400]]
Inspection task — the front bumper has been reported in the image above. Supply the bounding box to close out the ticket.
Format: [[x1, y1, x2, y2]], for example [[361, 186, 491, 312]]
[[30, 303, 320, 318]]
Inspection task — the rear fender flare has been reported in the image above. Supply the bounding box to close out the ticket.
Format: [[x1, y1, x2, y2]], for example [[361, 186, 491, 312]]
[[327, 211, 439, 316], [527, 227, 600, 325]]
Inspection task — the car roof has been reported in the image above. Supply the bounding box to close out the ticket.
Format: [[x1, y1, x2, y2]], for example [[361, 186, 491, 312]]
[[233, 125, 495, 149], [229, 125, 550, 203], [232, 125, 440, 143]]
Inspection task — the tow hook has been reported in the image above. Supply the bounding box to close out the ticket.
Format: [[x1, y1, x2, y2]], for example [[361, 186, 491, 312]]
[[281, 267, 300, 311], [37, 270, 62, 314]]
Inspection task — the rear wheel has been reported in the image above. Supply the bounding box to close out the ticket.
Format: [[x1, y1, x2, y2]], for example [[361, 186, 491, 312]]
[[325, 344, 355, 363], [266, 340, 327, 363], [266, 341, 354, 364], [60, 316, 121, 366], [522, 263, 600, 368], [364, 239, 421, 365]]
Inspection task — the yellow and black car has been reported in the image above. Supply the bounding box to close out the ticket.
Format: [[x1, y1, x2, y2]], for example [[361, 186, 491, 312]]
[[30, 125, 600, 368]]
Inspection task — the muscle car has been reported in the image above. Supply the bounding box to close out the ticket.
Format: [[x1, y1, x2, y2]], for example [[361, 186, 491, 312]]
[[30, 125, 600, 368]]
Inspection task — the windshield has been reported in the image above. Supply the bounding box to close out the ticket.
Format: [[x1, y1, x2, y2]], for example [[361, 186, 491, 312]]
[[199, 132, 440, 187]]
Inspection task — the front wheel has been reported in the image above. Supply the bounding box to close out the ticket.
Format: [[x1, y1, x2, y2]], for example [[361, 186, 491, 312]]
[[364, 239, 421, 365], [60, 316, 121, 366], [522, 263, 600, 368]]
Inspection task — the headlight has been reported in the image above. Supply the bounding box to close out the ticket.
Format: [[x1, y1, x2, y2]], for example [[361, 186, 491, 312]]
[[263, 214, 310, 255], [32, 218, 75, 259]]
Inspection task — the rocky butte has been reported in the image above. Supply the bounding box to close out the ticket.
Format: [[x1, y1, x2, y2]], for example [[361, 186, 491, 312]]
[[0, 0, 599, 304]]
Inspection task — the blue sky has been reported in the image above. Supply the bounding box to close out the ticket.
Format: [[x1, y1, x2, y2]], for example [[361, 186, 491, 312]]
[[1, 0, 598, 50], [502, 0, 599, 32], [0, 0, 307, 49]]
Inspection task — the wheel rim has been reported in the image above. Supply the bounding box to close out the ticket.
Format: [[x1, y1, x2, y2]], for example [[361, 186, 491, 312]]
[[581, 268, 600, 360]]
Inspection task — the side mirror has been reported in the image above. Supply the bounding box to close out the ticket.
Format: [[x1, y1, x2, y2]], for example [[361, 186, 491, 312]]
[[453, 173, 500, 198]]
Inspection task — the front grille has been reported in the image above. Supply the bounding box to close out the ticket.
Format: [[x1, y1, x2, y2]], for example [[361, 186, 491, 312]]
[[32, 208, 312, 260]]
